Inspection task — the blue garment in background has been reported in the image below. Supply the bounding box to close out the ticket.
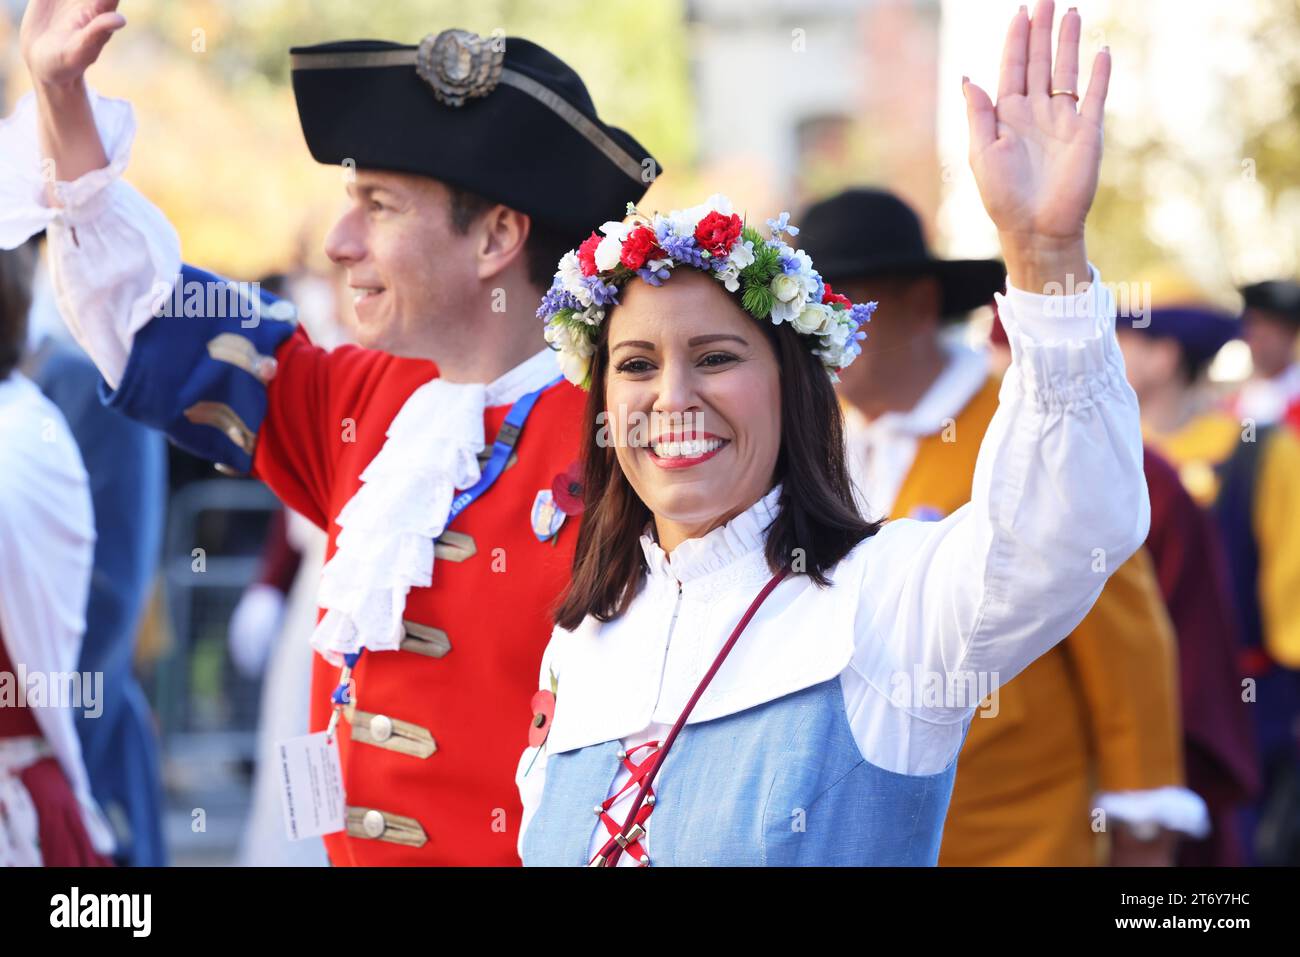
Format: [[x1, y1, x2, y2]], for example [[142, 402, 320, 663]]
[[34, 344, 168, 867]]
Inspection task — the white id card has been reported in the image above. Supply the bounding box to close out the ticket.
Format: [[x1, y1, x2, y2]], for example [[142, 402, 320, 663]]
[[277, 731, 346, 840]]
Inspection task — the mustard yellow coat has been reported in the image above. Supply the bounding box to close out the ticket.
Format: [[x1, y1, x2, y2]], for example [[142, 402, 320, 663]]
[[886, 377, 1185, 866]]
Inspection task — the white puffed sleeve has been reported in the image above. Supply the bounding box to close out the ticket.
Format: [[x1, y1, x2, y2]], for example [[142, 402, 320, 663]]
[[842, 265, 1151, 774], [0, 90, 181, 389]]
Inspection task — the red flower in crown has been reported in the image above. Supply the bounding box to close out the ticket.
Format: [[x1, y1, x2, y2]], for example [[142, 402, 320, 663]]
[[694, 210, 743, 258], [620, 225, 664, 271], [822, 282, 852, 309], [576, 232, 602, 277], [551, 461, 585, 516]]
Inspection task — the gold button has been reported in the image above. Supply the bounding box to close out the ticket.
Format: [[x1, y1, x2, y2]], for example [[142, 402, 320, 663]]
[[369, 714, 394, 743], [362, 809, 386, 839]]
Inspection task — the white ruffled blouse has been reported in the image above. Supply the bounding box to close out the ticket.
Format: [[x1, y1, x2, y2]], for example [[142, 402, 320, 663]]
[[0, 373, 115, 859]]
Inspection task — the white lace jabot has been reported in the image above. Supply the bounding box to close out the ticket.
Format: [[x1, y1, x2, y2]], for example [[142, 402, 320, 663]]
[[312, 349, 560, 664]]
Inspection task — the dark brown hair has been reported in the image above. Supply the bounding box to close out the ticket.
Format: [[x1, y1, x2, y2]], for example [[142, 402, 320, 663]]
[[0, 238, 39, 381], [554, 295, 881, 630], [446, 187, 577, 291]]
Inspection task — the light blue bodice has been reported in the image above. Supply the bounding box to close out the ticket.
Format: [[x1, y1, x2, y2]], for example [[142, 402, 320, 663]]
[[522, 677, 963, 866]]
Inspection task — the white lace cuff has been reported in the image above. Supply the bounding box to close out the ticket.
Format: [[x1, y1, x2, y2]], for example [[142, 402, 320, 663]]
[[1096, 786, 1212, 838], [0, 89, 136, 248]]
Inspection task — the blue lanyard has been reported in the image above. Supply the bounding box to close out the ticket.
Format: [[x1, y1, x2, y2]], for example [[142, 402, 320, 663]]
[[325, 375, 563, 739], [446, 375, 563, 527]]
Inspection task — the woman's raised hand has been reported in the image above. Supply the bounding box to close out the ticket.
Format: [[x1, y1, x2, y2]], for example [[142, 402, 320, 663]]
[[963, 1, 1111, 292]]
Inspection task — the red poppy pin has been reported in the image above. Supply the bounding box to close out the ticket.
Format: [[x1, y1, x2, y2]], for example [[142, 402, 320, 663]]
[[528, 689, 556, 748], [551, 461, 585, 516]]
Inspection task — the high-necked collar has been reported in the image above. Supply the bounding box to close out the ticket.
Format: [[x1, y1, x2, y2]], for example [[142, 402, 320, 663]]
[[638, 485, 783, 586]]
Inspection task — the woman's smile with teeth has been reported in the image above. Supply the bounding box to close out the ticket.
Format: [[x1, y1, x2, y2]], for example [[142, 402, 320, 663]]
[[648, 436, 729, 463]]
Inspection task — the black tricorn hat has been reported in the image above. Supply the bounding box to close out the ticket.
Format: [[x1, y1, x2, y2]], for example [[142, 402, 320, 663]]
[[290, 29, 660, 235], [1240, 279, 1300, 328], [799, 188, 1005, 320]]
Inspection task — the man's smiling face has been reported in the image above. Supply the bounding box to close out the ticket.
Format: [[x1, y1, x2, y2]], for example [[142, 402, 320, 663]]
[[323, 169, 481, 357]]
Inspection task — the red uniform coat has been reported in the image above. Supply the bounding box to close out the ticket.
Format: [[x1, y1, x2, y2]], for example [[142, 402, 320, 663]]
[[253, 329, 585, 865]]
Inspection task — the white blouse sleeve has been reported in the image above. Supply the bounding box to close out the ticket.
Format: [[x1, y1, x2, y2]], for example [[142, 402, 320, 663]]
[[842, 265, 1151, 774], [0, 91, 181, 390]]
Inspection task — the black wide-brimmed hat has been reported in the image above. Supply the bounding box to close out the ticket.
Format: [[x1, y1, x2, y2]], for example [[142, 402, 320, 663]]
[[799, 188, 1005, 320], [1240, 279, 1300, 328], [290, 29, 659, 235]]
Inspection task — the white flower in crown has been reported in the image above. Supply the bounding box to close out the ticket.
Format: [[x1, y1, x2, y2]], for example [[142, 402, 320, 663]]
[[769, 249, 821, 325], [792, 302, 833, 336], [594, 220, 633, 272], [714, 239, 755, 293], [557, 251, 589, 304], [544, 319, 595, 385], [728, 239, 755, 270], [821, 316, 854, 350]]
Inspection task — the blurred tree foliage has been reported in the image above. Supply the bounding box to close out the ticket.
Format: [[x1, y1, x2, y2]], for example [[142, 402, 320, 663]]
[[1237, 0, 1300, 274], [12, 0, 693, 276], [1087, 0, 1300, 300]]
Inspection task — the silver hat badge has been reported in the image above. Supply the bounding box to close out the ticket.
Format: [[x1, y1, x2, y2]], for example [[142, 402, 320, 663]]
[[416, 29, 504, 108]]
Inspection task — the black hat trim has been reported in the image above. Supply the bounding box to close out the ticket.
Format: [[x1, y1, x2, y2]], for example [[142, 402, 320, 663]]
[[290, 48, 646, 183]]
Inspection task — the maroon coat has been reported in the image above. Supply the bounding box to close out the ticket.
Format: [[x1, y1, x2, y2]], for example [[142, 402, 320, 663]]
[[1143, 448, 1261, 865]]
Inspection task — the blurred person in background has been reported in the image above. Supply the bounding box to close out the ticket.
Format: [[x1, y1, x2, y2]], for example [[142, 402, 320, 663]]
[[1232, 280, 1300, 430], [999, 299, 1260, 864], [5, 1, 659, 865], [19, 235, 168, 866], [802, 187, 1207, 866], [1138, 446, 1259, 865], [1119, 304, 1300, 864], [0, 237, 115, 866]]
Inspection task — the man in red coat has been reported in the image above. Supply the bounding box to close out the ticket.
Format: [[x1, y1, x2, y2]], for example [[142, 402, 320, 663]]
[[10, 3, 659, 864]]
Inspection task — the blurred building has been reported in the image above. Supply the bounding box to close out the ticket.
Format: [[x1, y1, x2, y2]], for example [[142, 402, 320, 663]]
[[684, 0, 942, 226]]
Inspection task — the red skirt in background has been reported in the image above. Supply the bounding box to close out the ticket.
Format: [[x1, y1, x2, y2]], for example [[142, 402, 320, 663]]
[[12, 756, 113, 867]]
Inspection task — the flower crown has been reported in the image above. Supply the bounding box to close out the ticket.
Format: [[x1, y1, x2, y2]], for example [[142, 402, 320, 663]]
[[536, 194, 876, 388]]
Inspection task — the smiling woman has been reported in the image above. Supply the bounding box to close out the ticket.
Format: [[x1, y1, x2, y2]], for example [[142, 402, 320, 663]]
[[557, 266, 877, 629], [518, 2, 1149, 868]]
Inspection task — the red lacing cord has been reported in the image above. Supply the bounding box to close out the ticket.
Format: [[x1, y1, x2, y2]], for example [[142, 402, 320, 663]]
[[591, 568, 790, 867], [589, 742, 660, 866]]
